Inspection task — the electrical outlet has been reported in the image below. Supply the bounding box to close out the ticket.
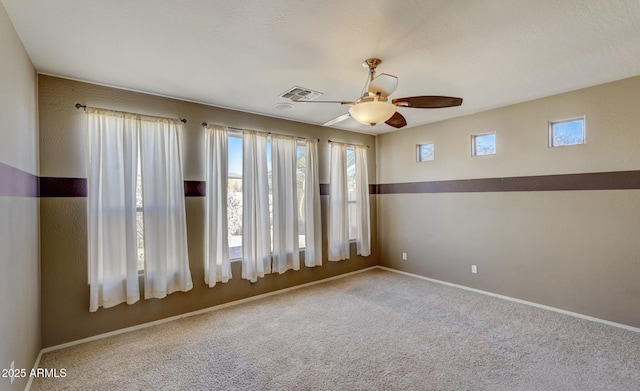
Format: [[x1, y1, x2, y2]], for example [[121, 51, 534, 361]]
[[471, 265, 477, 274], [10, 361, 15, 384], [402, 252, 407, 261]]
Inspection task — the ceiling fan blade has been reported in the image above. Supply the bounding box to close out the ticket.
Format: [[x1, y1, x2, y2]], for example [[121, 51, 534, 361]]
[[385, 111, 407, 129], [393, 96, 463, 108], [322, 113, 351, 127], [368, 73, 398, 97]]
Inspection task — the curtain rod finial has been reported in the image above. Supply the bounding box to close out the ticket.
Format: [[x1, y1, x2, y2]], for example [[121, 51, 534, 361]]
[[75, 103, 86, 110], [180, 118, 187, 124], [202, 122, 208, 127]]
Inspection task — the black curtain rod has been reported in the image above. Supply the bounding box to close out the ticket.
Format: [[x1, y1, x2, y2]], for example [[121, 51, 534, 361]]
[[75, 103, 187, 123], [202, 122, 319, 142], [328, 139, 370, 149]]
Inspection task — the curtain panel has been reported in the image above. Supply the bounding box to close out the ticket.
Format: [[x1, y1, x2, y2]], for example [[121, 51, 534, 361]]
[[204, 125, 231, 287], [304, 139, 322, 267], [241, 131, 272, 282], [328, 142, 350, 261], [271, 134, 300, 274], [355, 145, 371, 256], [87, 108, 140, 312], [139, 118, 193, 299], [87, 108, 192, 312]]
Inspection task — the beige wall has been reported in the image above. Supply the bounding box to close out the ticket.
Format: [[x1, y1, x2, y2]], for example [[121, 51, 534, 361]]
[[0, 3, 40, 391], [38, 75, 378, 348], [376, 76, 640, 328]]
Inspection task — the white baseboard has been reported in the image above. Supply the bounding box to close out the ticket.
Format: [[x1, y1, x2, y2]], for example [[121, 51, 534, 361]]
[[376, 266, 640, 334], [38, 266, 377, 355], [24, 350, 42, 391]]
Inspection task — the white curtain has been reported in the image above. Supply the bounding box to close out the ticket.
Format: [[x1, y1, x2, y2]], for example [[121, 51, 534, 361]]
[[140, 117, 193, 299], [242, 131, 271, 282], [304, 139, 322, 267], [87, 108, 140, 312], [271, 134, 300, 274], [328, 142, 350, 261], [204, 125, 231, 287], [355, 145, 371, 256]]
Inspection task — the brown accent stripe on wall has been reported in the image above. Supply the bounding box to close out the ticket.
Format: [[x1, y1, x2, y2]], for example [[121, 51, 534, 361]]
[[7, 168, 640, 198], [37, 178, 204, 198], [376, 170, 640, 194], [184, 181, 205, 197], [1, 168, 289, 198], [39, 177, 87, 197], [0, 162, 38, 197]]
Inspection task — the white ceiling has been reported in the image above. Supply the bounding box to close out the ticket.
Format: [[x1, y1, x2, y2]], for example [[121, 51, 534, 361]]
[[3, 0, 640, 135]]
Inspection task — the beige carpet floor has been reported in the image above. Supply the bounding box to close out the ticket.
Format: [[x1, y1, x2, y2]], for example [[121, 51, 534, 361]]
[[31, 268, 640, 390]]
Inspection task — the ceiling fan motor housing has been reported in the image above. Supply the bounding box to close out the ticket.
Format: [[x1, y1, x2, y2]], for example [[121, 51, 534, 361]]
[[363, 58, 383, 70]]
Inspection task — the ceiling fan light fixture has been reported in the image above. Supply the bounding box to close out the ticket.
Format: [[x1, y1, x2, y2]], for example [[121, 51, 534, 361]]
[[348, 101, 396, 126]]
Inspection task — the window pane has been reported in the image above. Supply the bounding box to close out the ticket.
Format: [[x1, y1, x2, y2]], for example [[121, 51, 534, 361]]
[[136, 160, 144, 271], [550, 118, 584, 147], [417, 143, 434, 162], [296, 144, 306, 249], [267, 141, 273, 250], [346, 148, 356, 202], [136, 210, 144, 271], [472, 133, 496, 156], [346, 148, 356, 240], [348, 202, 357, 241], [228, 135, 242, 259], [136, 163, 143, 208]]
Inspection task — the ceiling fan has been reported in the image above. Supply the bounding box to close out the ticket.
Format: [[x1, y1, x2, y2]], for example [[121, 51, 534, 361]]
[[295, 58, 463, 129]]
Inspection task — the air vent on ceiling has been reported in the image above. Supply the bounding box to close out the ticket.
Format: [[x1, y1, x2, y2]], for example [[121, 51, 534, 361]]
[[280, 86, 323, 102]]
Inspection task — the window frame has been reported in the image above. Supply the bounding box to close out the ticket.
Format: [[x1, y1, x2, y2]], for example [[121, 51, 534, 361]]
[[227, 132, 243, 261], [416, 143, 435, 162], [346, 147, 357, 242], [227, 133, 310, 261], [471, 132, 497, 157], [136, 155, 145, 272], [295, 140, 307, 250], [549, 116, 585, 148], [136, 206, 145, 272]]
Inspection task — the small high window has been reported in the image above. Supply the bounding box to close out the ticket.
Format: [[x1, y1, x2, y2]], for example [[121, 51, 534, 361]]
[[549, 117, 584, 147], [416, 143, 435, 162], [472, 133, 496, 156]]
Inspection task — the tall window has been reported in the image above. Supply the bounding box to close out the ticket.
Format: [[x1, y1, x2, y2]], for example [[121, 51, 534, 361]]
[[227, 134, 309, 259], [87, 108, 192, 312], [346, 148, 357, 240], [228, 134, 243, 259], [205, 128, 321, 281], [136, 161, 144, 270], [296, 142, 306, 248], [328, 142, 370, 261], [267, 140, 273, 248]]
